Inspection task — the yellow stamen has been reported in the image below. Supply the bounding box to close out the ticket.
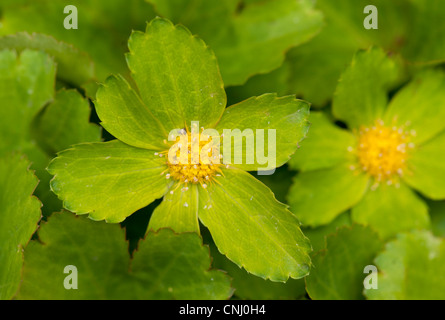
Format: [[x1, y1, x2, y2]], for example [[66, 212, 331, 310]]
[[166, 130, 221, 184], [354, 120, 414, 182]]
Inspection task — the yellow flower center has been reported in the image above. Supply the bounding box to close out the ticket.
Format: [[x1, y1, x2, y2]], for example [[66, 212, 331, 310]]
[[353, 120, 414, 183], [163, 130, 222, 187]]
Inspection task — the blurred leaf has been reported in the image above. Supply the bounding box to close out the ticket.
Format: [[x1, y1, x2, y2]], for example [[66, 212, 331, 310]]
[[401, 0, 445, 64], [288, 112, 356, 172], [0, 49, 56, 214], [147, 0, 323, 86], [0, 0, 157, 84], [287, 164, 369, 226], [0, 49, 55, 153], [18, 212, 233, 299], [0, 154, 41, 300], [236, 0, 440, 108], [384, 70, 445, 145], [33, 89, 101, 155], [0, 32, 95, 88], [287, 0, 409, 107], [366, 230, 445, 300], [198, 168, 312, 282], [332, 47, 402, 129], [225, 61, 290, 105], [302, 212, 351, 253], [403, 130, 445, 201], [0, 49, 101, 215], [306, 225, 383, 300]]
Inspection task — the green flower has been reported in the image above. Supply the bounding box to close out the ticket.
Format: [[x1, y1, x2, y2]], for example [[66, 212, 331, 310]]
[[48, 18, 312, 281], [288, 47, 445, 238]]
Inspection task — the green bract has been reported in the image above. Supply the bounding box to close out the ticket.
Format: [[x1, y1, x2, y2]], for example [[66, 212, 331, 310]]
[[288, 47, 445, 238], [48, 18, 312, 282]]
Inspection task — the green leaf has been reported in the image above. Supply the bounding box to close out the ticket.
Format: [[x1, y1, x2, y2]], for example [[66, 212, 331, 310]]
[[126, 18, 226, 131], [0, 48, 57, 214], [366, 231, 445, 300], [287, 164, 369, 226], [0, 49, 55, 153], [0, 32, 95, 88], [47, 140, 168, 223], [283, 0, 409, 107], [225, 61, 290, 104], [18, 212, 129, 300], [18, 212, 232, 299], [95, 74, 168, 150], [302, 212, 351, 253], [403, 130, 445, 200], [127, 229, 233, 299], [32, 89, 102, 155], [332, 47, 402, 129], [198, 167, 312, 282], [351, 182, 430, 239], [210, 242, 306, 300], [0, 0, 157, 83], [0, 48, 101, 215], [0, 154, 41, 300], [147, 0, 323, 86], [401, 0, 445, 64], [236, 0, 442, 108], [285, 42, 357, 108], [306, 225, 383, 300], [288, 112, 356, 172], [30, 89, 102, 214], [148, 184, 200, 233], [215, 94, 310, 172]]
